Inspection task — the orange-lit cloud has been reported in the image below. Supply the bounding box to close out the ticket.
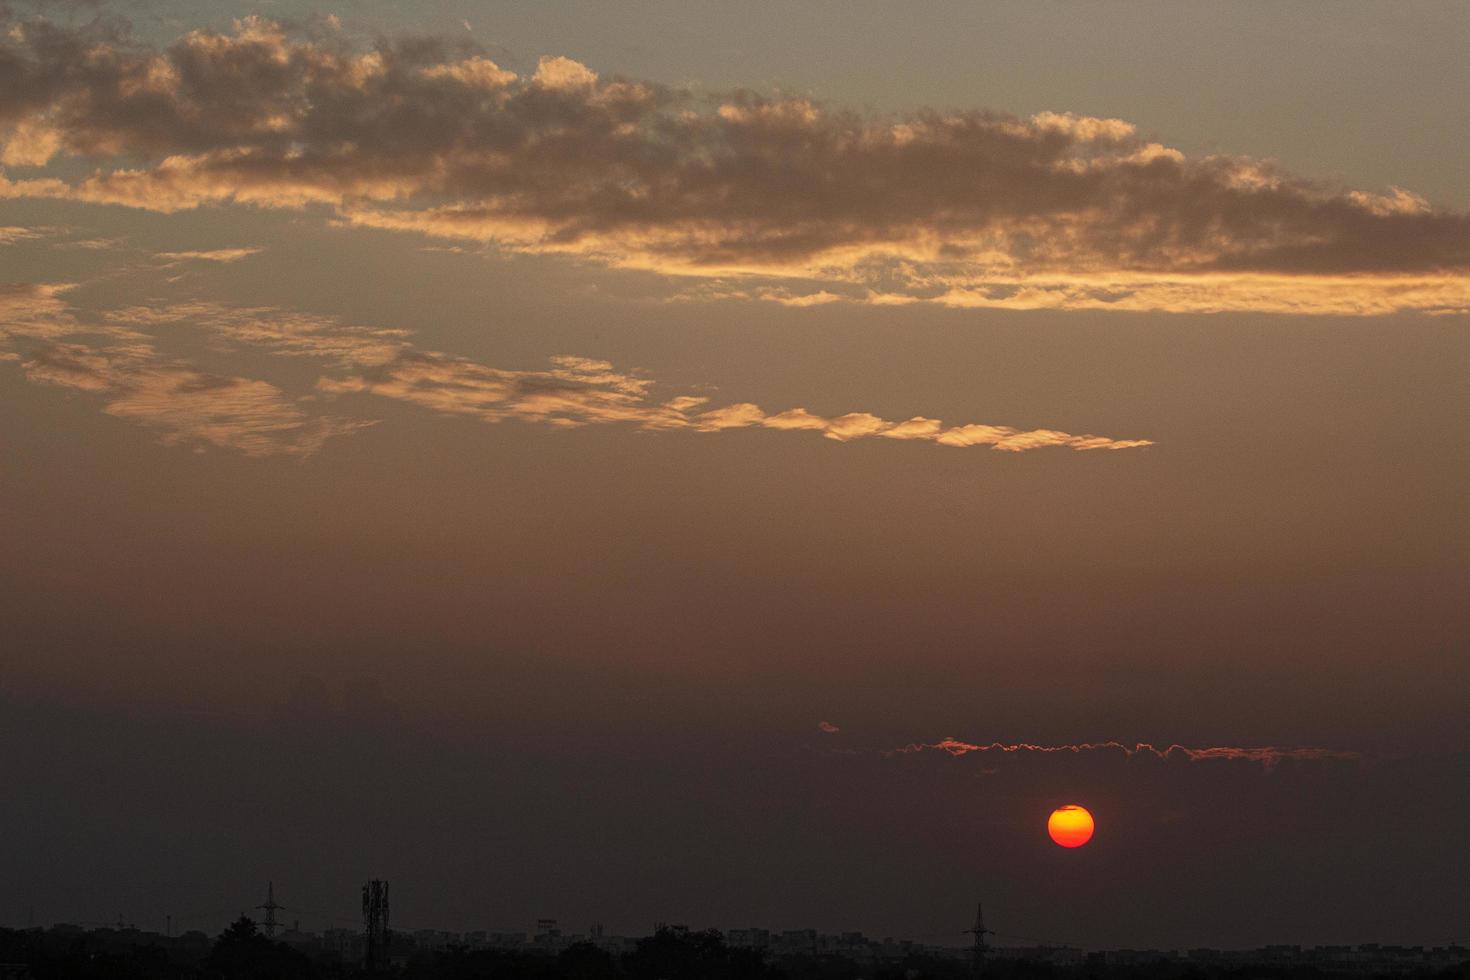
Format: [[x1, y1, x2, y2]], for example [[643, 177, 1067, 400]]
[[319, 350, 1151, 452], [0, 225, 43, 244], [886, 738, 1361, 769], [0, 14, 1466, 315], [1, 286, 370, 455], [2, 284, 1153, 456], [109, 301, 410, 367], [154, 248, 263, 264], [0, 281, 81, 339], [19, 338, 370, 456]]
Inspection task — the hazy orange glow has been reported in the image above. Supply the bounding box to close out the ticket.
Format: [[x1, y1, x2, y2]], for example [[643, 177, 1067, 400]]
[[1048, 805, 1095, 848]]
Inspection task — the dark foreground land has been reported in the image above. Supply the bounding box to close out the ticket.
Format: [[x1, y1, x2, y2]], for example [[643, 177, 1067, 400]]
[[2, 921, 1467, 980]]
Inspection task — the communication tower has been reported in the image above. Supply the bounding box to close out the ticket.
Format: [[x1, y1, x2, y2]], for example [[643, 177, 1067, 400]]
[[362, 880, 391, 971]]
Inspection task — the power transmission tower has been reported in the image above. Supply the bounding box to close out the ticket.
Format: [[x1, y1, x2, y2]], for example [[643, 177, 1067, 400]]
[[964, 903, 994, 980], [362, 880, 391, 972], [256, 882, 287, 938]]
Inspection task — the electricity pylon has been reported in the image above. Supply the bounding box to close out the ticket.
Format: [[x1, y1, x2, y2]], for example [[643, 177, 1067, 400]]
[[964, 903, 994, 980], [255, 881, 286, 938]]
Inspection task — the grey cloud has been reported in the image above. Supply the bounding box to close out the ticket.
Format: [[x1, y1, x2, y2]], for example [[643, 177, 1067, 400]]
[[0, 14, 1465, 313]]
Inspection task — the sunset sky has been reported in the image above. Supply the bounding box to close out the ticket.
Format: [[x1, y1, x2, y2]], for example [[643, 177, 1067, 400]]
[[2, 0, 1468, 950]]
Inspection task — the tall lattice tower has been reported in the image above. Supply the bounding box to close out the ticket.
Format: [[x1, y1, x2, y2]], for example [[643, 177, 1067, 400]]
[[362, 880, 391, 971], [255, 881, 285, 939], [964, 903, 994, 980]]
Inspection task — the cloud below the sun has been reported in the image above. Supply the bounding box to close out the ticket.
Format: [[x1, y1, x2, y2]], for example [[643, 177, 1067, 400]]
[[881, 737, 1362, 770], [0, 11, 1466, 315]]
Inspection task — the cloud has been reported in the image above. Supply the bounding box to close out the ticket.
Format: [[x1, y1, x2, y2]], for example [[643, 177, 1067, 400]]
[[0, 223, 125, 250], [319, 349, 1152, 452], [111, 300, 410, 366], [532, 55, 597, 91], [61, 235, 124, 250], [0, 225, 42, 244], [0, 280, 79, 338], [154, 247, 263, 264], [18, 337, 370, 455], [0, 13, 1464, 315], [886, 738, 1361, 770], [1, 286, 370, 455], [3, 282, 1153, 456], [0, 116, 60, 166]]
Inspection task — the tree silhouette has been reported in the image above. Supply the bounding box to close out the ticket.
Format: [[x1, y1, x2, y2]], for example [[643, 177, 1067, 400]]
[[205, 916, 313, 980], [558, 942, 618, 980], [623, 927, 772, 980]]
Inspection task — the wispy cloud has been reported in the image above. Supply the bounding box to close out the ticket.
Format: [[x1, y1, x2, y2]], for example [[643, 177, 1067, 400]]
[[23, 340, 370, 456], [62, 236, 125, 251], [0, 225, 42, 244], [0, 224, 124, 251], [0, 281, 79, 339], [886, 738, 1361, 770], [154, 247, 263, 264], [110, 300, 409, 366], [0, 14, 1465, 314], [318, 350, 1152, 452], [2, 283, 1153, 456], [2, 286, 369, 455]]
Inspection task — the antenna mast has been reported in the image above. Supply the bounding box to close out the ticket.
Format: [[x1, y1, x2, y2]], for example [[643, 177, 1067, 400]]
[[362, 880, 391, 971]]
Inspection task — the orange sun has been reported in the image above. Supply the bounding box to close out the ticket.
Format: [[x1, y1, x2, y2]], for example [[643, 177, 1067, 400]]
[[1047, 804, 1095, 848]]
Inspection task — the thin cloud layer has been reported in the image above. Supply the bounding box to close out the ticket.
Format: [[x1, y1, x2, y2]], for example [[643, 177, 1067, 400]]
[[110, 300, 410, 366], [0, 12, 1466, 314], [154, 247, 263, 264], [1, 284, 369, 455], [320, 351, 1151, 452], [887, 738, 1361, 770], [22, 337, 368, 455], [1, 281, 1153, 456], [0, 224, 42, 244], [0, 280, 74, 335]]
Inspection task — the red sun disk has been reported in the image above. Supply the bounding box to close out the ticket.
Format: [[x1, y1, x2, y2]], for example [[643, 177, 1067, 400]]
[[1048, 804, 1095, 848]]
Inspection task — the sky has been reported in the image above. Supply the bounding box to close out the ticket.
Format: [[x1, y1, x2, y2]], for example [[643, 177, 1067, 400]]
[[1, 0, 1468, 951]]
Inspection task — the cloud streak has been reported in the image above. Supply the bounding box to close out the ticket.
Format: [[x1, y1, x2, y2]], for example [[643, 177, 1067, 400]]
[[0, 224, 42, 244], [320, 351, 1152, 452], [20, 337, 369, 455], [1, 285, 370, 455], [0, 13, 1465, 314], [0, 280, 78, 338], [886, 738, 1361, 770], [2, 283, 1153, 456], [154, 247, 263, 264]]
